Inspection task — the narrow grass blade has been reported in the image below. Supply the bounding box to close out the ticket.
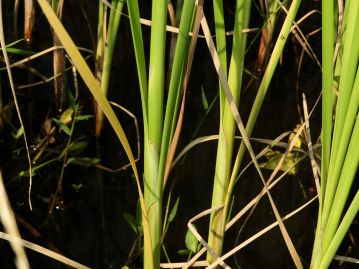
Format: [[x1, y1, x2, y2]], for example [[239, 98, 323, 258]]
[[158, 0, 196, 192], [127, 0, 148, 129], [163, 0, 202, 188]]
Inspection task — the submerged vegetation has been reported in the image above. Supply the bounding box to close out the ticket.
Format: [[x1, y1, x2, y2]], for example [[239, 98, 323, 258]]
[[0, 0, 358, 268]]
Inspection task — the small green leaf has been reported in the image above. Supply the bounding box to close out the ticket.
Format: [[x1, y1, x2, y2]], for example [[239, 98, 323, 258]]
[[68, 140, 88, 154], [18, 171, 27, 177], [243, 67, 259, 80], [18, 170, 36, 177], [74, 115, 94, 121], [66, 157, 99, 167], [71, 183, 83, 191], [168, 197, 180, 223], [2, 101, 14, 123], [14, 126, 24, 139], [123, 212, 137, 235], [178, 249, 190, 255], [58, 140, 88, 159], [2, 47, 35, 55], [52, 118, 72, 135], [67, 90, 77, 111], [185, 227, 199, 253], [201, 86, 209, 111]]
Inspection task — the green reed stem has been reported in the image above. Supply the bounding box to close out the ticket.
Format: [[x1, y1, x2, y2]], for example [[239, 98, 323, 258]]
[[143, 1, 167, 266], [310, 0, 335, 263], [207, 0, 251, 263], [320, 0, 334, 188]]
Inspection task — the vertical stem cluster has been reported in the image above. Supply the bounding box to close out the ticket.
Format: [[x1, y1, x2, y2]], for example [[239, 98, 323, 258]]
[[144, 1, 167, 267], [208, 0, 302, 264], [311, 1, 359, 268], [128, 0, 196, 267]]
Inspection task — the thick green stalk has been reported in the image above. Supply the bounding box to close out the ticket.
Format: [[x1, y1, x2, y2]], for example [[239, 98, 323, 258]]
[[207, 5, 228, 246], [144, 0, 167, 267], [320, 0, 335, 193], [127, 0, 153, 267], [310, 0, 335, 263], [207, 0, 251, 262], [129, 1, 195, 266], [206, 0, 229, 260], [207, 4, 227, 247]]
